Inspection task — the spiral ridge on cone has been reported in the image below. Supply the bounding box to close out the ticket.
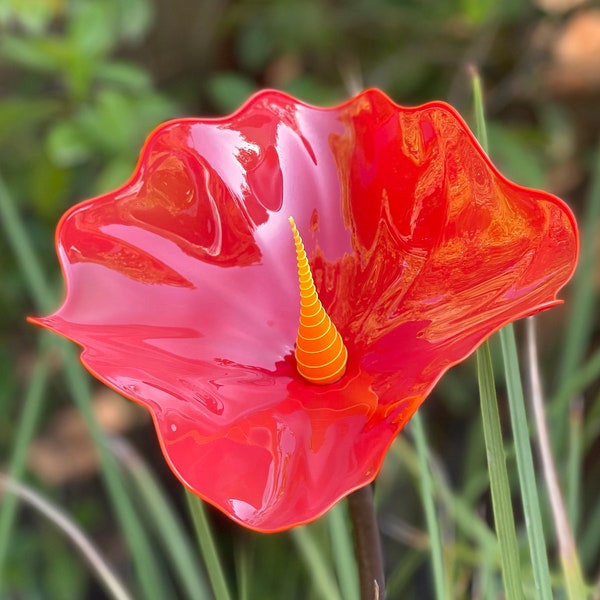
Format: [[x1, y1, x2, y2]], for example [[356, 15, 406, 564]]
[[289, 217, 348, 384]]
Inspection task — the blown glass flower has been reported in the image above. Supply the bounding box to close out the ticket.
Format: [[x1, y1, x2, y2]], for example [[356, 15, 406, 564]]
[[33, 89, 578, 532]]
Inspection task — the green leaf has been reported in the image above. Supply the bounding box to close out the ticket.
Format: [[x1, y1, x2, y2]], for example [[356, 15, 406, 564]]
[[0, 98, 61, 143], [69, 1, 119, 57], [0, 0, 61, 33], [0, 35, 66, 73], [207, 72, 257, 113], [46, 120, 93, 166], [95, 61, 153, 92], [487, 124, 546, 189]]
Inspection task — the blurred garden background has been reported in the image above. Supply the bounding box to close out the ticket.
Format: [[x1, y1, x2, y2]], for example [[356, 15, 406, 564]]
[[1, 0, 600, 598]]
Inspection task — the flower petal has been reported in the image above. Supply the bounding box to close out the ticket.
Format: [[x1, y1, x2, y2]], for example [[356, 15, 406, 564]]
[[32, 89, 578, 531]]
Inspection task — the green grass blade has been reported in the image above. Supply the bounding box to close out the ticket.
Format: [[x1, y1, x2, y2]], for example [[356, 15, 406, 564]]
[[471, 68, 489, 153], [391, 439, 497, 552], [186, 492, 233, 600], [0, 475, 133, 600], [526, 319, 587, 600], [566, 398, 583, 537], [290, 525, 342, 600], [550, 145, 600, 545], [0, 172, 54, 313], [385, 551, 426, 598], [472, 70, 523, 599], [552, 143, 600, 490], [411, 410, 448, 600], [111, 440, 211, 600], [557, 144, 600, 386], [0, 347, 49, 589], [61, 347, 171, 600], [326, 501, 359, 600], [499, 324, 553, 599], [551, 346, 600, 417], [477, 341, 524, 599], [0, 173, 171, 600], [234, 540, 252, 600], [579, 483, 600, 572]]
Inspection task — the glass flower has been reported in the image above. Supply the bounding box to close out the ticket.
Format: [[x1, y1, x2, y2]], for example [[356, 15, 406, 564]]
[[32, 89, 578, 532]]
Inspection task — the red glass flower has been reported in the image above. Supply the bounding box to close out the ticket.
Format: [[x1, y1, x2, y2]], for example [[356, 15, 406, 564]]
[[32, 89, 578, 531]]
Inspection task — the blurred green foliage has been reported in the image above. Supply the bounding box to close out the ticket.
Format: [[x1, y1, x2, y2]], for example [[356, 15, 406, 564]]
[[1, 0, 599, 598], [1, 0, 176, 206]]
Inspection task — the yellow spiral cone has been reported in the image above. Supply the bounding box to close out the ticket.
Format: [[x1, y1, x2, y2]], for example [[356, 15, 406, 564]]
[[289, 217, 348, 385]]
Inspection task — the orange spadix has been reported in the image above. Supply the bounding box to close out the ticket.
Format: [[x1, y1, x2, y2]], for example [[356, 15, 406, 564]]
[[289, 217, 348, 385]]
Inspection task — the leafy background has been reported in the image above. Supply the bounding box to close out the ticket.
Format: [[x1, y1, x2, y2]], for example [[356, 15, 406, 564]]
[[1, 0, 599, 598]]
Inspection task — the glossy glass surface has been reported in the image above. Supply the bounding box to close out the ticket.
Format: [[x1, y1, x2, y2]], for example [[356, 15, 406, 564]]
[[32, 89, 578, 531]]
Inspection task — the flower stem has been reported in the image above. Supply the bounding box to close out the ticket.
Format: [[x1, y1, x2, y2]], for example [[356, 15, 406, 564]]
[[347, 485, 385, 600]]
